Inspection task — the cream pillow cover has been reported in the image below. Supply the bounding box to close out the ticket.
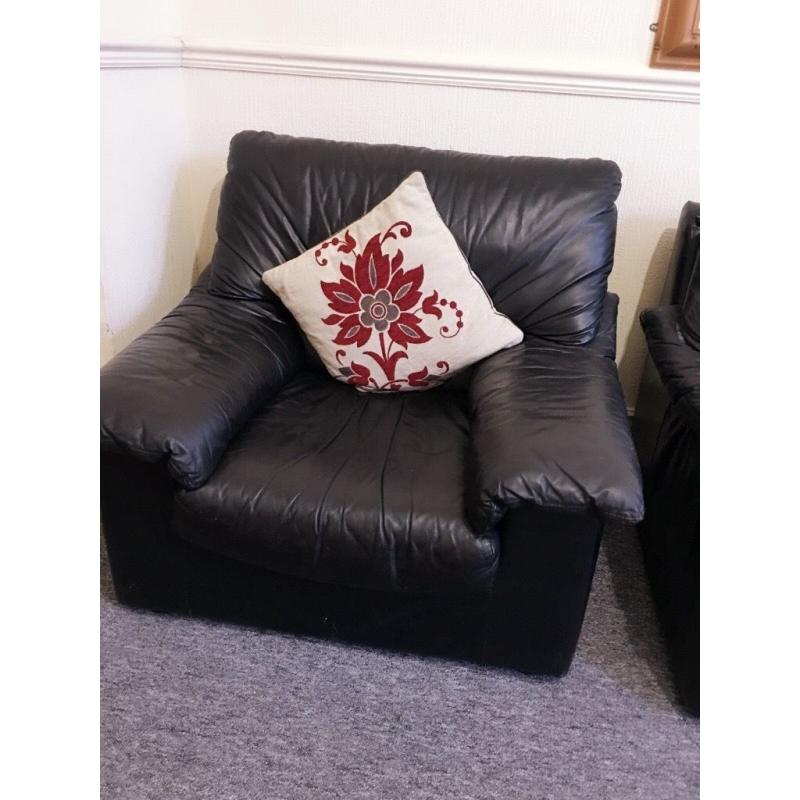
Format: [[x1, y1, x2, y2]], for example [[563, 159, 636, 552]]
[[262, 172, 523, 392]]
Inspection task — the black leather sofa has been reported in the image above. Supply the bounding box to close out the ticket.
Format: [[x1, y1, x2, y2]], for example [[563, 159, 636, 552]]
[[101, 132, 644, 676], [634, 201, 699, 712]]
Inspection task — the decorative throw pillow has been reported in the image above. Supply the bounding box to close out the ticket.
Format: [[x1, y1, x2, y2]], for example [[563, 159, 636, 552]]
[[262, 172, 523, 392]]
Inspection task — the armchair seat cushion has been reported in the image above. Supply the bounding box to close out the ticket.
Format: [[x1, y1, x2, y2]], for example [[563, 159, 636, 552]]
[[173, 372, 499, 593]]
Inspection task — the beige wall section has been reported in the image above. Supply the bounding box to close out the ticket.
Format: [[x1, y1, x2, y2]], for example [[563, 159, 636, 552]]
[[100, 281, 114, 365], [101, 0, 181, 39], [178, 0, 662, 68], [101, 0, 697, 408], [100, 67, 198, 355]]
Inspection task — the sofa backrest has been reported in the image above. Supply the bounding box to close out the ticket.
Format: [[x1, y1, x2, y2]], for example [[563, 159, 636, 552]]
[[207, 131, 621, 344]]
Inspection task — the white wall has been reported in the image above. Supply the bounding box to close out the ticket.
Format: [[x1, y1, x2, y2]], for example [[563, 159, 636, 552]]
[[100, 0, 193, 356], [101, 0, 699, 408], [101, 68, 196, 354], [179, 0, 660, 68], [101, 0, 181, 39]]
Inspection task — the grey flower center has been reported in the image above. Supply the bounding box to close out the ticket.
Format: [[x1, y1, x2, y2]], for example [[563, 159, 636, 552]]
[[359, 290, 399, 332], [370, 301, 388, 320]]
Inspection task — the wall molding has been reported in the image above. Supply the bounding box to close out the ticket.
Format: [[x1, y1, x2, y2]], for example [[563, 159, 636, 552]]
[[100, 38, 699, 104], [100, 40, 183, 69]]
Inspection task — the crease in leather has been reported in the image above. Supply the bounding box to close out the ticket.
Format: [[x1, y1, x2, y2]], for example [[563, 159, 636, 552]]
[[101, 131, 640, 594], [373, 396, 406, 588], [467, 336, 644, 530], [173, 373, 499, 593], [206, 131, 621, 345], [100, 278, 305, 489], [640, 305, 700, 432]]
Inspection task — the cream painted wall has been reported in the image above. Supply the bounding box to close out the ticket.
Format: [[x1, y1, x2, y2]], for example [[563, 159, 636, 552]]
[[179, 0, 660, 68], [100, 1, 191, 361], [101, 0, 181, 39], [100, 0, 698, 407], [100, 68, 196, 356], [100, 282, 114, 365]]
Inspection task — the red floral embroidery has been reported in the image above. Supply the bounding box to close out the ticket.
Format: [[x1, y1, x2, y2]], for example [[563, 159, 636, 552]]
[[315, 230, 357, 266], [320, 222, 463, 390]]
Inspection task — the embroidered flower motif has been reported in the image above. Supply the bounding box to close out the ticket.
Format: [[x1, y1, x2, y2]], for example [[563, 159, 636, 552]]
[[359, 289, 399, 332], [315, 230, 357, 266], [320, 222, 464, 390], [321, 231, 427, 349]]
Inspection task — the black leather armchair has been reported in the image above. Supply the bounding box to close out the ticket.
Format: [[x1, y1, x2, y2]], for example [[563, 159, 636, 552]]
[[101, 132, 644, 675], [634, 201, 700, 713]]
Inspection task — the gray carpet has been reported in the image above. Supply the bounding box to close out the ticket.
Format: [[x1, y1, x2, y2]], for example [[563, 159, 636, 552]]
[[101, 527, 699, 799]]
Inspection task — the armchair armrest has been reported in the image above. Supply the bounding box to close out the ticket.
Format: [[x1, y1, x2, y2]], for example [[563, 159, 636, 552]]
[[640, 305, 700, 433], [467, 336, 644, 532], [101, 276, 305, 490]]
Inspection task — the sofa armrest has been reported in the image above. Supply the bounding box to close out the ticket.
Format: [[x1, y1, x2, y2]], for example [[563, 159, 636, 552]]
[[467, 336, 644, 532], [640, 305, 700, 433], [101, 278, 305, 490]]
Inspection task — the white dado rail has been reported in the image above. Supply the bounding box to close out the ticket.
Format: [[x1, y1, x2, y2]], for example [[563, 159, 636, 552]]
[[100, 38, 700, 105]]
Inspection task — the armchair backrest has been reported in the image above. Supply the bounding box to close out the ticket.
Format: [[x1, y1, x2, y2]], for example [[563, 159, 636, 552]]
[[208, 131, 621, 345]]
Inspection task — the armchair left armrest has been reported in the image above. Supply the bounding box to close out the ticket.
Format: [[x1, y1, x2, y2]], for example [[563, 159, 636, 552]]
[[467, 337, 644, 532], [101, 277, 305, 490]]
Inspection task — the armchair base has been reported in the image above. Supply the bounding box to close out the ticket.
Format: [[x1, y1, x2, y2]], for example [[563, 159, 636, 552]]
[[102, 451, 603, 676]]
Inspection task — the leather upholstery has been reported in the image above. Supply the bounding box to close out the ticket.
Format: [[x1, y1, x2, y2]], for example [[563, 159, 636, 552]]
[[208, 131, 621, 345], [467, 336, 644, 530], [102, 448, 603, 675], [174, 372, 498, 593], [635, 204, 700, 713], [100, 273, 305, 489], [557, 291, 618, 360], [660, 201, 700, 308], [640, 305, 700, 432], [100, 131, 643, 674], [679, 251, 700, 351]]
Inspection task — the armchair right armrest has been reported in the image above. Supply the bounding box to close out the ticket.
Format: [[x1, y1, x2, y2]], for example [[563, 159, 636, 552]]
[[467, 336, 644, 533]]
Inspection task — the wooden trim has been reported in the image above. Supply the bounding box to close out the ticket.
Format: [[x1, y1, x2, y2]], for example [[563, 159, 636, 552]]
[[651, 0, 700, 71]]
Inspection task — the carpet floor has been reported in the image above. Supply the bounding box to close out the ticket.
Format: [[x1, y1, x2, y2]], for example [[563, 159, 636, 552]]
[[101, 527, 699, 799]]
